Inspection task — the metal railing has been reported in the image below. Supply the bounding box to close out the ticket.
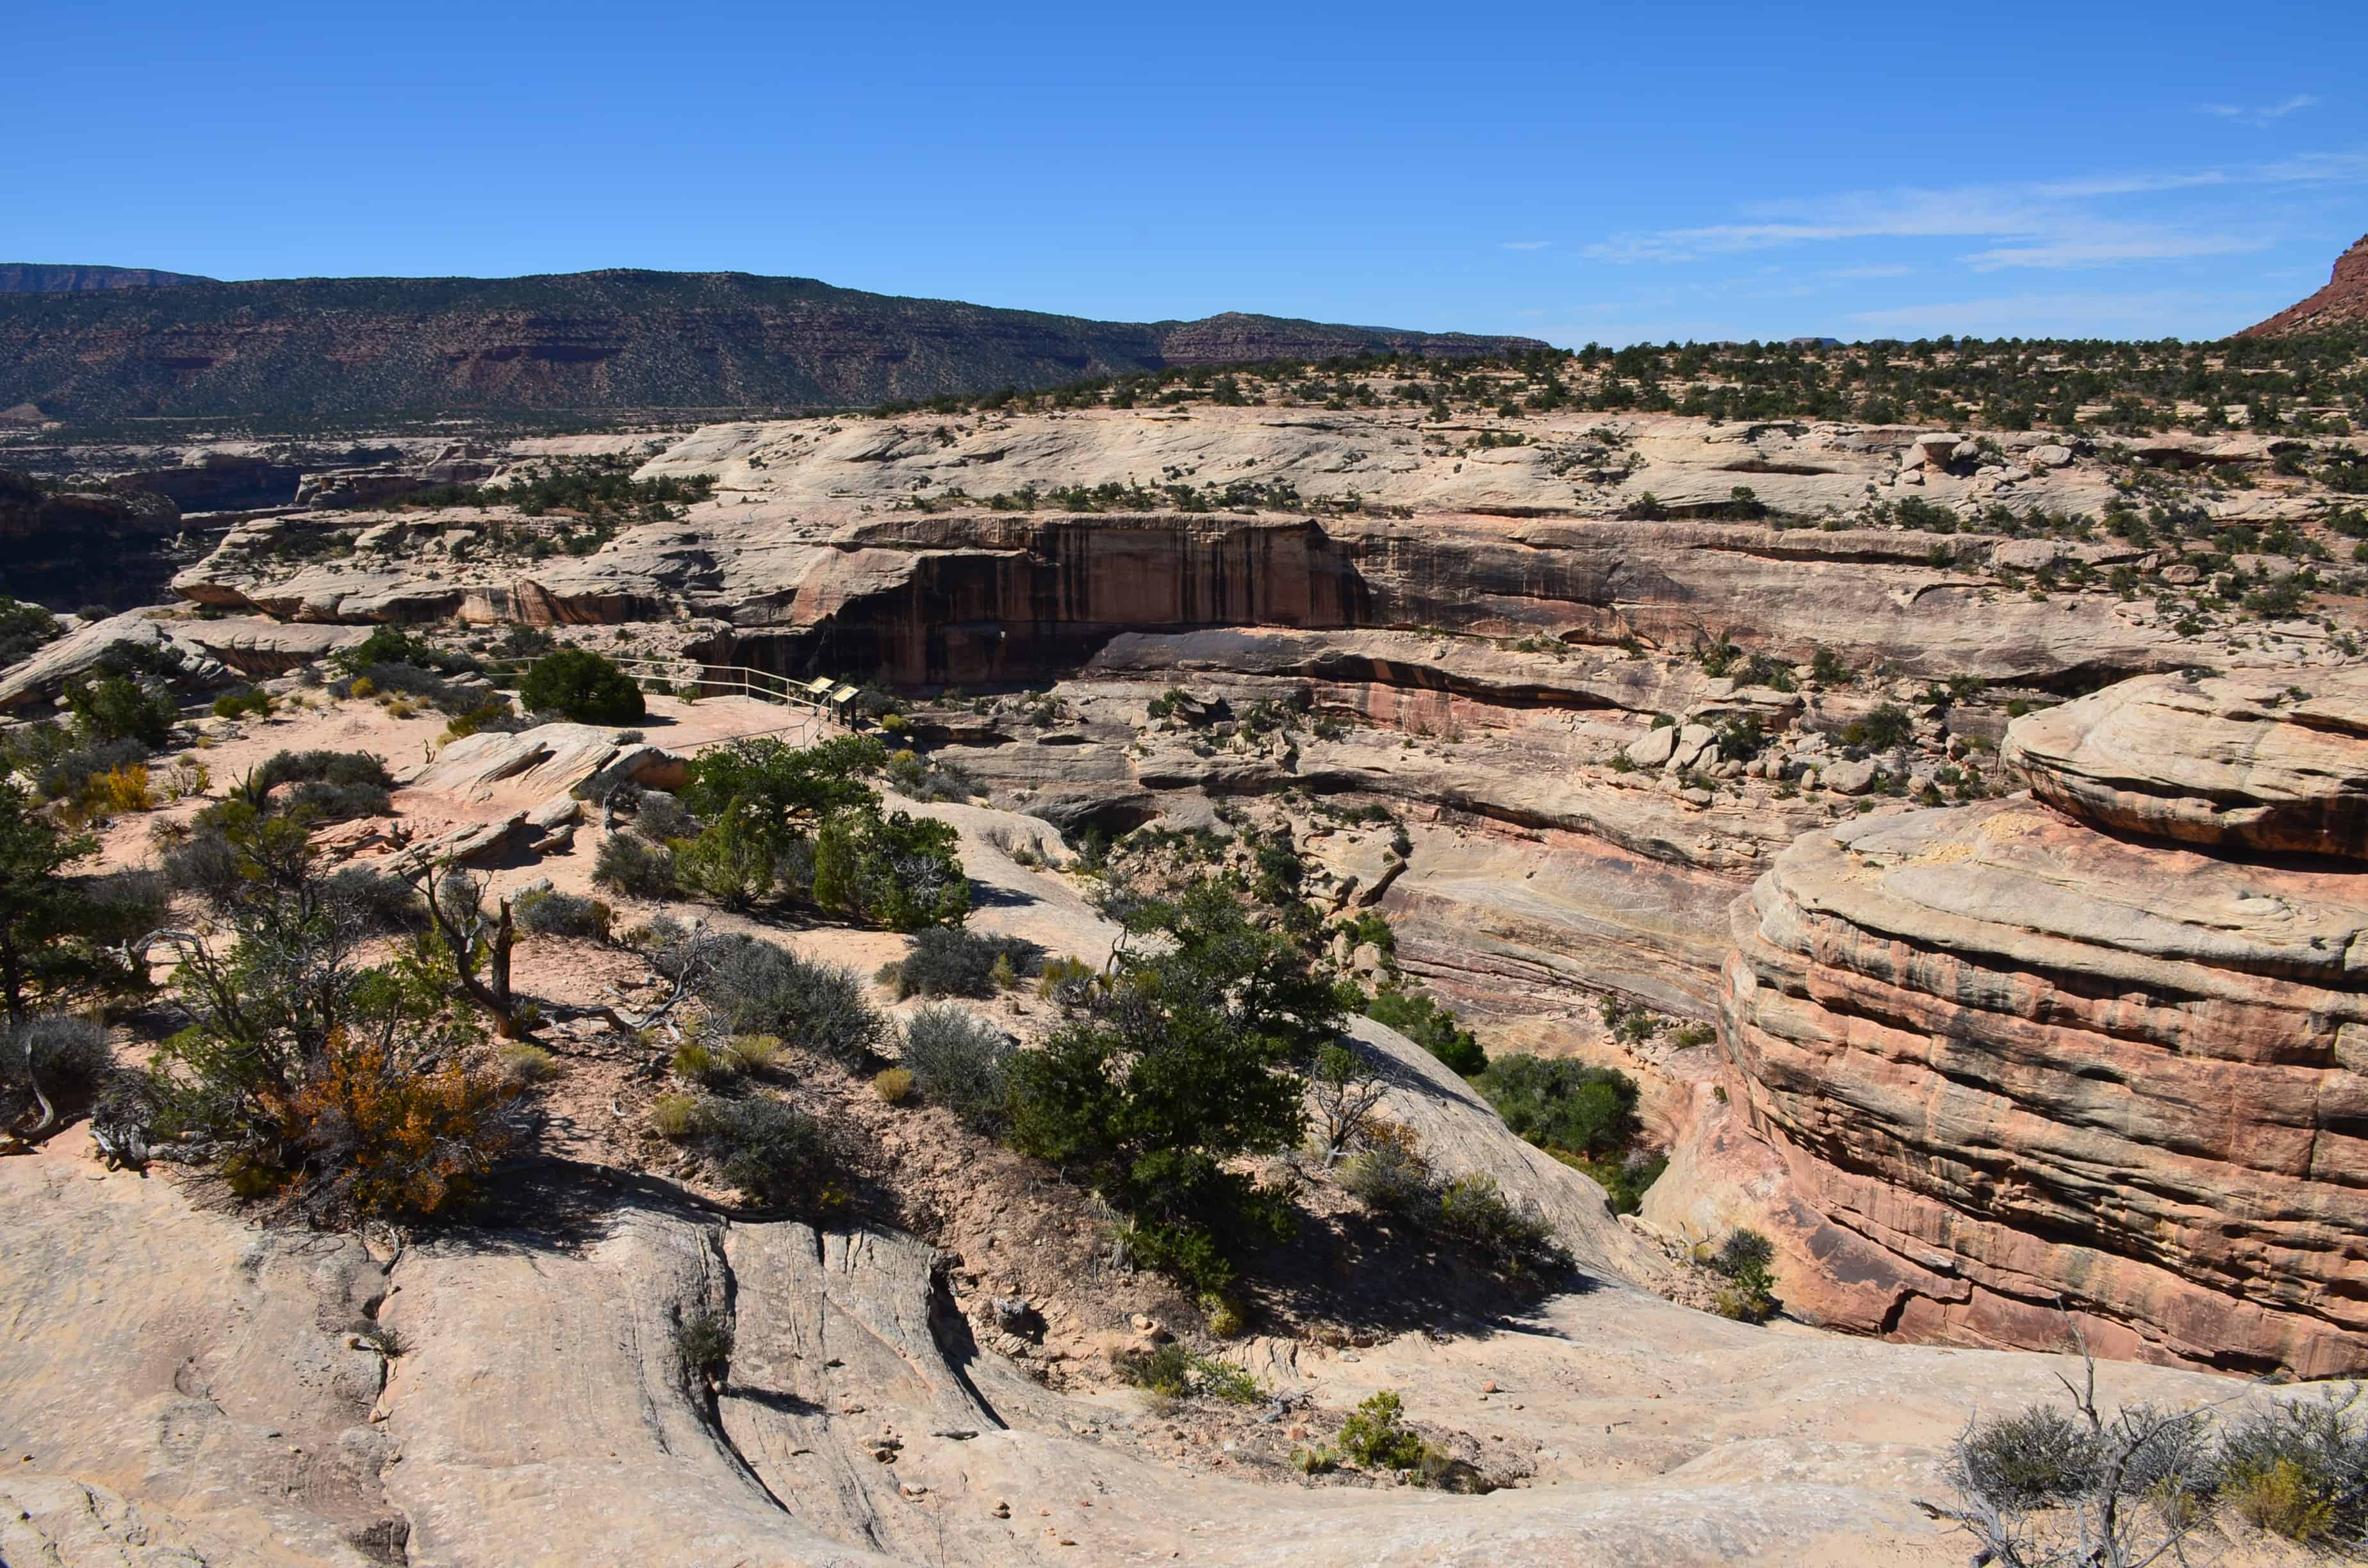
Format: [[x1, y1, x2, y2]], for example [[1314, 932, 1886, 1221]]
[[478, 653, 860, 743]]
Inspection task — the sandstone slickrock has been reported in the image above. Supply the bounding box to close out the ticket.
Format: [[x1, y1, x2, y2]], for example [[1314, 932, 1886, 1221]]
[[0, 608, 232, 711], [170, 616, 370, 676], [2003, 667, 2368, 857], [0, 1145, 402, 1567], [402, 723, 689, 802], [5, 1123, 2299, 1568]]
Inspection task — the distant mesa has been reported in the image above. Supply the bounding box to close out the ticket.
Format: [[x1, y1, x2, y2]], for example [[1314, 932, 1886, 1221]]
[[0, 261, 215, 293], [0, 267, 1551, 424], [2241, 233, 2368, 338]]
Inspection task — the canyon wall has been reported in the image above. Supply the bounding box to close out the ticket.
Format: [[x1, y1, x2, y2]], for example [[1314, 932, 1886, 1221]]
[[1698, 671, 2368, 1375]]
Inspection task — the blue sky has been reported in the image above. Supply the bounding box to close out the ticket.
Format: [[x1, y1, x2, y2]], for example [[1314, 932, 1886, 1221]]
[[6, 0, 2364, 345]]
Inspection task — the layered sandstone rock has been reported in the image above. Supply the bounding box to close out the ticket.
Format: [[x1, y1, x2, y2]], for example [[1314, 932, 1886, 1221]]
[[2004, 667, 2368, 857], [0, 608, 233, 711], [171, 405, 2332, 690], [1709, 678, 2368, 1373]]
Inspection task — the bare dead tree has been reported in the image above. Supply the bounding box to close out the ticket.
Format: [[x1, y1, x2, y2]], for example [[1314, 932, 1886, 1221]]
[[1310, 1041, 1388, 1162], [1917, 1320, 2234, 1568], [414, 863, 525, 1038]]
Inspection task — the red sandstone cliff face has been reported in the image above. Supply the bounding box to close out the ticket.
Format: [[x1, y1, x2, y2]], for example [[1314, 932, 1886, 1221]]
[[679, 510, 2192, 689], [2242, 234, 2368, 337], [1702, 672, 2368, 1376]]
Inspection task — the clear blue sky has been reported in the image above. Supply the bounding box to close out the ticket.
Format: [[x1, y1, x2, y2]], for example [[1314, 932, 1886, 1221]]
[[7, 0, 2364, 344]]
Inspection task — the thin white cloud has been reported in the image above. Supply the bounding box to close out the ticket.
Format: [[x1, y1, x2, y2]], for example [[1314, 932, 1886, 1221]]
[[1500, 240, 1552, 251], [2201, 94, 2319, 125], [1583, 151, 2367, 272], [1846, 289, 2235, 337], [1965, 229, 2269, 270]]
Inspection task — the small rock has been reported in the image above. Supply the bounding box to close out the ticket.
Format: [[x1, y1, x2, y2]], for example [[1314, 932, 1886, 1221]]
[[1823, 758, 1879, 796], [991, 1296, 1046, 1341], [1624, 726, 1679, 769], [2029, 443, 2075, 468]]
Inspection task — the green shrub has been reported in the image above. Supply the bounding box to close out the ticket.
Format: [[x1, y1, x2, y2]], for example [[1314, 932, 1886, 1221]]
[[700, 1096, 837, 1208], [1475, 1054, 1640, 1159], [66, 674, 176, 749], [650, 1092, 701, 1138], [2217, 1394, 2368, 1543], [211, 687, 273, 720], [675, 1309, 734, 1376], [702, 937, 887, 1065], [1036, 954, 1099, 1004], [1338, 1391, 1434, 1471], [1339, 1141, 1571, 1279], [284, 780, 393, 821], [339, 626, 472, 676], [871, 1066, 914, 1103], [634, 791, 696, 842], [1336, 1141, 1435, 1214], [1113, 1344, 1262, 1403], [721, 1034, 780, 1074], [1005, 878, 1336, 1295], [897, 1004, 1013, 1129], [877, 927, 1042, 999], [37, 738, 149, 801], [594, 831, 677, 897], [512, 889, 612, 939], [1959, 1405, 2105, 1509], [884, 748, 981, 803], [1429, 1173, 1566, 1278], [1566, 1149, 1666, 1215], [675, 812, 780, 906], [324, 867, 424, 933], [0, 596, 61, 670], [254, 749, 393, 792], [520, 648, 645, 724], [2, 1014, 113, 1118], [1841, 702, 1915, 750], [1707, 1227, 1780, 1322], [812, 808, 970, 929], [499, 1042, 560, 1084], [1365, 989, 1486, 1075]]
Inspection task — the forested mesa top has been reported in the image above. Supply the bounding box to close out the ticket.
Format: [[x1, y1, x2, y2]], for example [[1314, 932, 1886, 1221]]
[[0, 268, 1547, 423]]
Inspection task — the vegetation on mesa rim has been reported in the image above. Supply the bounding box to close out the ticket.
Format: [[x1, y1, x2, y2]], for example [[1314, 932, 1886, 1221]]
[[6, 259, 2361, 432], [870, 329, 2368, 436]]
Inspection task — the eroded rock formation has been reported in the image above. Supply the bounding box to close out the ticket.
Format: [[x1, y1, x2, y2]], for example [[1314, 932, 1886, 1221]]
[[1703, 672, 2368, 1375], [2004, 667, 2368, 856], [2244, 233, 2368, 338]]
